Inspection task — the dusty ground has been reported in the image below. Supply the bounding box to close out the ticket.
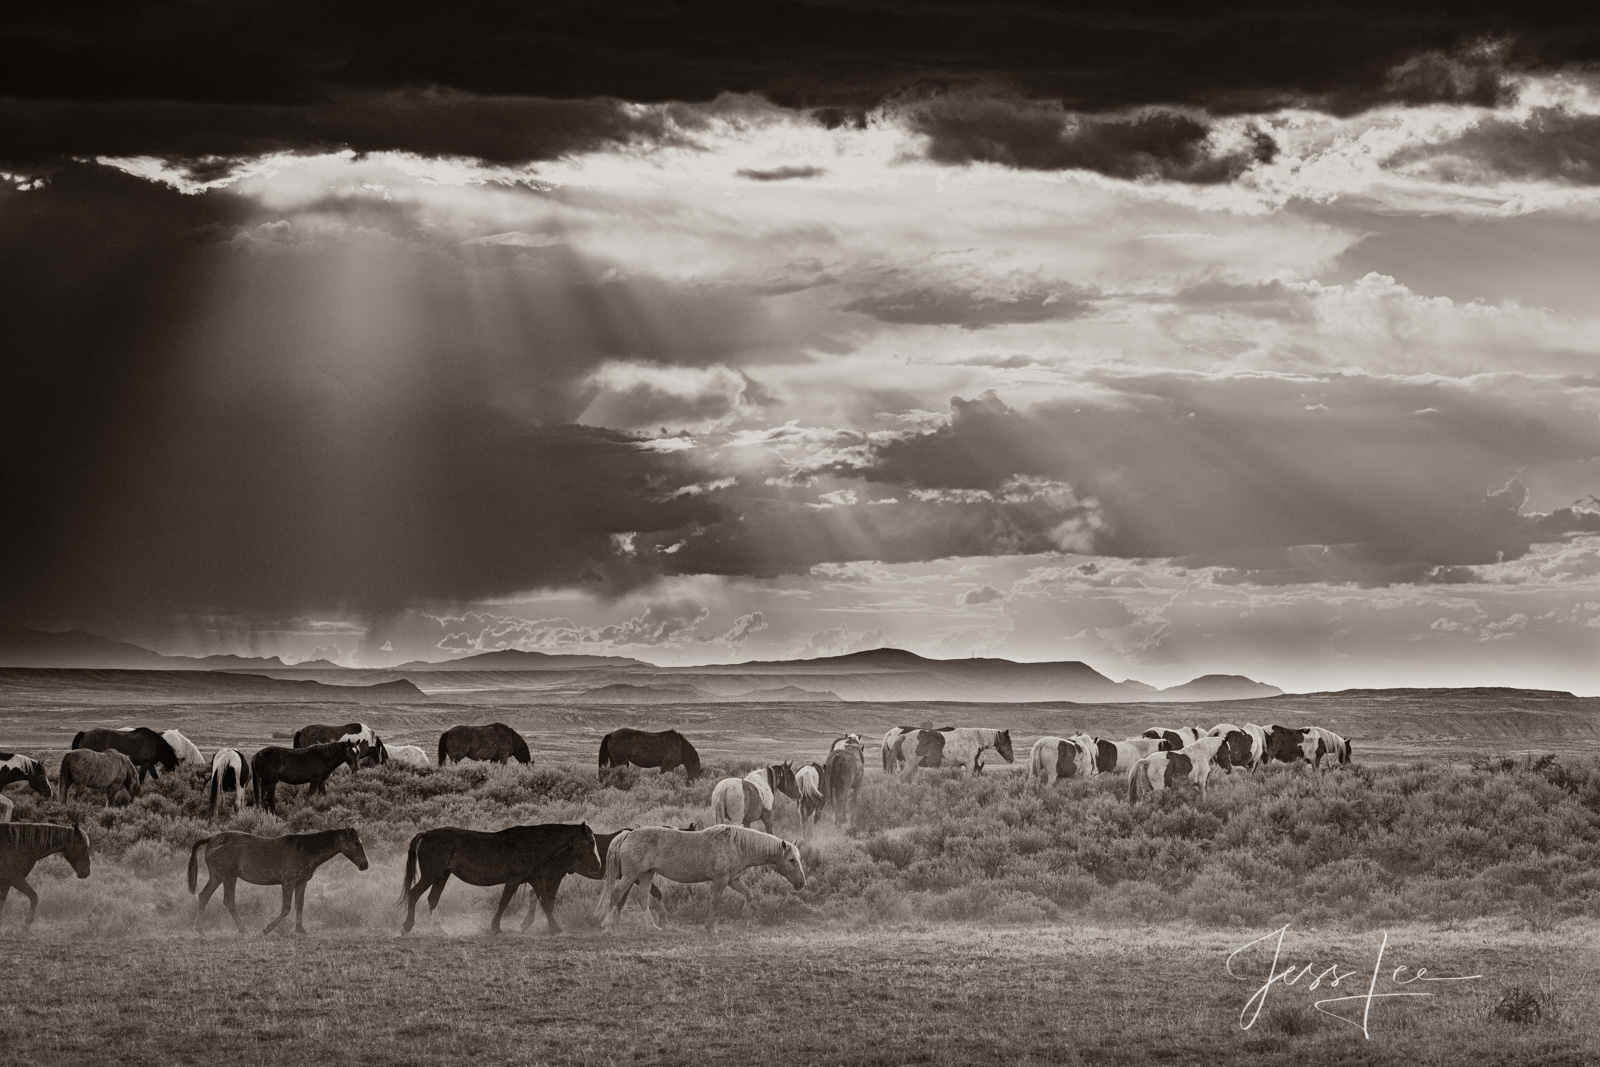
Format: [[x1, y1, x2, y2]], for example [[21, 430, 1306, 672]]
[[1, 923, 1594, 1066]]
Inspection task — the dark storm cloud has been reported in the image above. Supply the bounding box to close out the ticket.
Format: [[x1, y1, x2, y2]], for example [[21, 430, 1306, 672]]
[[3, 3, 1597, 168], [842, 282, 1092, 328], [736, 165, 826, 182], [1396, 107, 1600, 185], [0, 167, 727, 625], [0, 92, 680, 173], [904, 97, 1276, 182], [844, 379, 1600, 582]]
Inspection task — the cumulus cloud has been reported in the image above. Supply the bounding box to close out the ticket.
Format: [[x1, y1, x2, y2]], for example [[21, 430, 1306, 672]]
[[961, 584, 1005, 605]]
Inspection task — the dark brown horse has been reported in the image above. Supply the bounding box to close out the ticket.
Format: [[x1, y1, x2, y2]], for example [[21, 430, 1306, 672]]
[[598, 728, 701, 782], [399, 823, 603, 935], [0, 753, 51, 823], [292, 723, 387, 767], [823, 744, 865, 825], [438, 723, 531, 765], [71, 727, 177, 783], [251, 742, 360, 814], [0, 822, 91, 929], [189, 827, 369, 934], [58, 749, 140, 806]]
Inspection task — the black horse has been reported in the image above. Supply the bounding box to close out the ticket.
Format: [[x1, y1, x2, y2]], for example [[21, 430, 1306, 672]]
[[1, 822, 91, 930], [293, 723, 387, 767], [189, 827, 369, 935], [251, 742, 360, 814], [399, 823, 604, 935], [598, 728, 702, 782], [71, 727, 178, 783], [438, 723, 531, 766]]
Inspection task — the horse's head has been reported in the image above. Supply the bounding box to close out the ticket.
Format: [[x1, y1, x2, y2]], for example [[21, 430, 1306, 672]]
[[63, 821, 92, 878], [124, 763, 142, 799], [775, 839, 806, 889], [25, 758, 51, 798], [339, 741, 362, 774], [371, 735, 389, 765], [569, 823, 604, 879], [994, 730, 1015, 763], [681, 744, 703, 782], [338, 828, 370, 871], [773, 761, 801, 801]]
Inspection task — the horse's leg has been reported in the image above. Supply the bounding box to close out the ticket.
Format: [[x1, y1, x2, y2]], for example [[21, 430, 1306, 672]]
[[292, 881, 307, 934], [535, 881, 562, 934], [427, 874, 450, 934], [14, 878, 38, 930], [402, 871, 432, 935], [635, 872, 663, 931], [222, 877, 247, 934], [727, 874, 753, 917], [490, 882, 518, 935], [195, 874, 223, 932], [263, 884, 294, 935], [705, 880, 726, 932]]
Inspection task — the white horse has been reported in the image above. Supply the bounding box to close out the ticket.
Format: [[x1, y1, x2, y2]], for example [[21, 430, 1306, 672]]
[[1127, 736, 1233, 804], [596, 825, 805, 932], [1028, 736, 1096, 785], [897, 728, 1013, 778], [206, 749, 252, 817], [160, 730, 205, 771], [386, 744, 431, 768]]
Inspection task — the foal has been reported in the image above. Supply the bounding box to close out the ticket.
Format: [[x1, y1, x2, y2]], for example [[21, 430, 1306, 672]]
[[189, 827, 369, 935]]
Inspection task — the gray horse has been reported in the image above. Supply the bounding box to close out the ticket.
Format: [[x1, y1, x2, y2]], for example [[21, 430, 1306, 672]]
[[58, 749, 140, 806], [596, 824, 805, 932]]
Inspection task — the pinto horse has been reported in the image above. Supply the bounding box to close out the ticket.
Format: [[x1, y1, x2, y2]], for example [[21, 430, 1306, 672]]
[[58, 749, 140, 806], [1127, 735, 1233, 804], [598, 728, 702, 782], [896, 728, 1013, 778], [596, 825, 805, 933], [206, 749, 252, 818], [881, 726, 951, 773], [1085, 736, 1165, 775], [72, 727, 177, 783], [1206, 724, 1259, 770], [1028, 736, 1097, 785], [189, 827, 369, 935], [438, 723, 531, 765], [399, 823, 603, 935], [1308, 726, 1352, 769], [823, 745, 864, 825], [711, 763, 800, 834], [0, 753, 51, 823], [1263, 725, 1321, 767], [1142, 726, 1204, 751], [294, 723, 387, 768], [251, 741, 359, 814], [0, 822, 91, 930]]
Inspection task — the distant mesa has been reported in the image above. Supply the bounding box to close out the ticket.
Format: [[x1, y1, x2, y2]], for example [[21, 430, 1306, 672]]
[[733, 686, 844, 702], [1149, 674, 1284, 702], [394, 648, 648, 670]]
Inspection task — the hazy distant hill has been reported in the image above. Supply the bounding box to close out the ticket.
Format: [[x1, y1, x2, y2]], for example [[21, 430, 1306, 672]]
[[0, 625, 343, 671], [0, 668, 430, 704], [1146, 674, 1284, 702], [393, 649, 647, 670]]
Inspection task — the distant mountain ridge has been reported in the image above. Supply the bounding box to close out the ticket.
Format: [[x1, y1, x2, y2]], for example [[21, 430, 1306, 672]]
[[0, 625, 1282, 703]]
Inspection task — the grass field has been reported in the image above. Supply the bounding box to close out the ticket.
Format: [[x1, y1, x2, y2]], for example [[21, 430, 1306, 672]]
[[1, 924, 1595, 1066]]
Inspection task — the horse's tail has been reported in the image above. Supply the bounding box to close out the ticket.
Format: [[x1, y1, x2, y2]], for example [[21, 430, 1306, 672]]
[[71, 730, 85, 751], [594, 830, 629, 922], [398, 832, 423, 905], [208, 765, 220, 812], [438, 732, 450, 767], [711, 781, 736, 827], [1127, 759, 1145, 805], [57, 754, 72, 802], [881, 733, 894, 773], [187, 838, 210, 893], [597, 733, 611, 776]]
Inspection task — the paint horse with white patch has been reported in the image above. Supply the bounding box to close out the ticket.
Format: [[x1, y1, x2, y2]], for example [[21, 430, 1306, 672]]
[[896, 727, 1013, 778], [1127, 735, 1234, 805], [399, 823, 603, 935], [0, 754, 51, 823], [711, 762, 800, 834], [206, 749, 252, 818], [1142, 726, 1204, 750], [1263, 725, 1321, 767], [0, 822, 91, 930], [1206, 724, 1259, 770], [881, 726, 951, 773], [1308, 726, 1352, 769], [1086, 736, 1167, 775], [1028, 736, 1097, 786], [597, 825, 805, 933], [190, 827, 369, 935]]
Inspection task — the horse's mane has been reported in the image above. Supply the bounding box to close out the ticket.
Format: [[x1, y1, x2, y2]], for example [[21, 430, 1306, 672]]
[[0, 822, 76, 855], [704, 824, 782, 862]]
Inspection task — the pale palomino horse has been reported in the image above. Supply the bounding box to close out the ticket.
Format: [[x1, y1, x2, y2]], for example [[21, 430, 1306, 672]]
[[596, 825, 806, 932], [206, 749, 252, 818], [1028, 736, 1097, 786], [896, 728, 1013, 779], [795, 763, 826, 833], [386, 744, 432, 768], [1127, 736, 1234, 805], [710, 763, 799, 834], [0, 822, 91, 930]]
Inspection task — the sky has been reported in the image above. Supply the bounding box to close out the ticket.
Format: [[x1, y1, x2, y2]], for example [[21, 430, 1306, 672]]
[[4, 3, 1600, 692]]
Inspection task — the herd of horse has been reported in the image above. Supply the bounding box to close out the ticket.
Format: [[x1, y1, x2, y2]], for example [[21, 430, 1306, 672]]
[[0, 716, 1352, 935]]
